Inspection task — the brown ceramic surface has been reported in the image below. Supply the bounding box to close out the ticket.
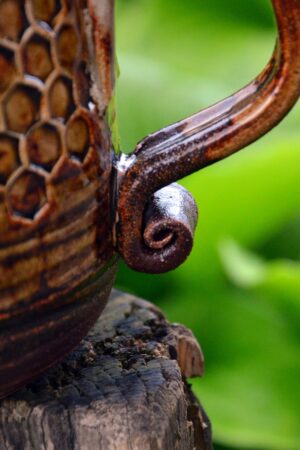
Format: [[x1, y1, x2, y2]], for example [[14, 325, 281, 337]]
[[0, 0, 299, 399], [0, 0, 115, 317], [0, 0, 117, 399]]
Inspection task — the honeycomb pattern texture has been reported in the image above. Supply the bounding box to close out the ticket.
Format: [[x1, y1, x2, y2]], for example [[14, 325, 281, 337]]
[[0, 0, 107, 223]]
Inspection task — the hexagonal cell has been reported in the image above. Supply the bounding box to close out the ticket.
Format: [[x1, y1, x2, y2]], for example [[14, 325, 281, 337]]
[[26, 122, 62, 172], [66, 115, 90, 162], [7, 169, 47, 219], [22, 33, 54, 81], [31, 0, 61, 26], [0, 133, 20, 185], [0, 44, 17, 94], [0, 0, 27, 41], [56, 24, 79, 73], [4, 84, 41, 133], [48, 75, 75, 121]]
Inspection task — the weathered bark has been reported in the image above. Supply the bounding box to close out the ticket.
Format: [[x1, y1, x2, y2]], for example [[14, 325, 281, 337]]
[[0, 290, 212, 450]]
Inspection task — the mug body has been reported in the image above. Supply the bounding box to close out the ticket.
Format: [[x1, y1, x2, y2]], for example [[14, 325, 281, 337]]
[[0, 0, 116, 397]]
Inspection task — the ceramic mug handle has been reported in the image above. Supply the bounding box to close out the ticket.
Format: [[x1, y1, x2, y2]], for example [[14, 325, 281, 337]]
[[116, 0, 300, 273]]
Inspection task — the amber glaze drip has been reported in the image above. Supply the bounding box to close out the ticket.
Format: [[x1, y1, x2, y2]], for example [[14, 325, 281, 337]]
[[116, 0, 300, 273]]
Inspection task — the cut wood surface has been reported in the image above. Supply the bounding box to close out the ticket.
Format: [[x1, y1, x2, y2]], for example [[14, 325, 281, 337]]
[[0, 290, 212, 450]]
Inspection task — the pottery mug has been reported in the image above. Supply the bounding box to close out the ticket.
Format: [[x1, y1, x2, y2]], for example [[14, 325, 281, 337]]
[[0, 0, 299, 399]]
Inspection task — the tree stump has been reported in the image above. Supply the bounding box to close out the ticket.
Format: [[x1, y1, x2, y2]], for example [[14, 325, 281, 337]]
[[0, 290, 212, 450]]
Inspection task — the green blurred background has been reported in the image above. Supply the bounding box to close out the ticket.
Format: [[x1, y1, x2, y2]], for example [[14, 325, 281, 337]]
[[114, 1, 300, 449]]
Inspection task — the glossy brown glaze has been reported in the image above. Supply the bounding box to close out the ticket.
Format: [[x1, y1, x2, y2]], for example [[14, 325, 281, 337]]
[[142, 183, 198, 272], [117, 0, 300, 273], [0, 0, 117, 398]]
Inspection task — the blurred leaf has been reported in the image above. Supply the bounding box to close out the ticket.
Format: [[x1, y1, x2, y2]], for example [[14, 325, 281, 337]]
[[219, 239, 267, 288], [211, 240, 300, 449], [260, 214, 300, 261], [221, 239, 300, 336]]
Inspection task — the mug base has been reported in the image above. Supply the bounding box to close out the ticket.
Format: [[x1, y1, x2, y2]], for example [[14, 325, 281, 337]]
[[0, 259, 117, 399]]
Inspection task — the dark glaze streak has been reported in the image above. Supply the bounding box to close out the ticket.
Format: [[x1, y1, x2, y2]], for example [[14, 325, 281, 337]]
[[0, 246, 98, 316], [100, 31, 113, 69], [0, 225, 93, 269], [116, 0, 300, 273]]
